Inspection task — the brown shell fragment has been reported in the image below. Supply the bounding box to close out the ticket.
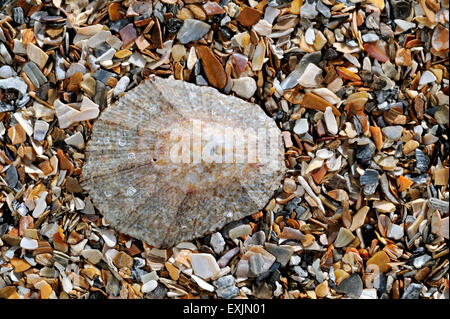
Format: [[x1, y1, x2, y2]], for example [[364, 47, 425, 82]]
[[364, 41, 390, 63], [196, 45, 227, 90], [237, 7, 263, 27], [431, 24, 449, 53], [81, 77, 286, 248], [108, 3, 124, 21]]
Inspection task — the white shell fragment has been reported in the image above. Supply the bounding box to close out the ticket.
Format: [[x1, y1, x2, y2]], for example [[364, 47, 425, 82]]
[[54, 96, 100, 129], [65, 131, 85, 149], [32, 191, 48, 218], [231, 77, 257, 99], [324, 106, 338, 135], [190, 253, 220, 280], [293, 118, 308, 135], [298, 63, 322, 88], [20, 237, 39, 250]]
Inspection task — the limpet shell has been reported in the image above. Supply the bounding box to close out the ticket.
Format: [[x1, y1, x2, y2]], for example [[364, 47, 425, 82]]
[[81, 76, 287, 247]]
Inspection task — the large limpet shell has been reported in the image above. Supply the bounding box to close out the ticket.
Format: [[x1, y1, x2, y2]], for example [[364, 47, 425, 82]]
[[81, 76, 287, 247]]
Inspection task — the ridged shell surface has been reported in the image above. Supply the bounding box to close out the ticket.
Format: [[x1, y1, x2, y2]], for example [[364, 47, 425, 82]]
[[81, 76, 286, 247]]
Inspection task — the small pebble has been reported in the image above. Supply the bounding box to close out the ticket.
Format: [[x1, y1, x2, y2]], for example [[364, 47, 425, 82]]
[[229, 224, 252, 240], [114, 76, 130, 97], [231, 77, 257, 99], [210, 232, 225, 254]]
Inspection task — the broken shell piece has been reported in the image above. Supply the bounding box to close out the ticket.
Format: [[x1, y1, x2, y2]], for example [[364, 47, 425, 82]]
[[306, 158, 324, 174], [324, 107, 338, 135], [440, 217, 449, 240], [387, 223, 404, 241], [32, 191, 48, 218], [364, 40, 390, 62], [311, 88, 341, 105], [419, 71, 437, 86], [300, 93, 341, 116], [279, 227, 306, 241], [397, 175, 414, 192], [13, 112, 33, 136], [336, 67, 361, 82], [20, 237, 38, 250], [33, 120, 49, 142], [316, 149, 334, 160], [350, 206, 370, 232], [293, 118, 309, 135], [432, 24, 449, 52], [305, 27, 315, 45], [65, 132, 85, 149], [334, 228, 355, 248], [26, 43, 48, 70], [298, 63, 322, 88], [252, 40, 266, 72], [298, 176, 325, 213], [8, 124, 26, 145], [333, 42, 361, 54], [428, 198, 449, 213], [373, 201, 396, 213], [190, 253, 220, 280], [54, 97, 100, 129], [382, 126, 403, 140], [177, 19, 211, 44]]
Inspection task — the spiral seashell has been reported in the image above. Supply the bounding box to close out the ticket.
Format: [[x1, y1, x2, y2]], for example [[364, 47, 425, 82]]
[[81, 76, 287, 247]]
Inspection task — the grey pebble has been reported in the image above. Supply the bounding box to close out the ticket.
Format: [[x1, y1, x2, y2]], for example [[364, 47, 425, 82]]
[[210, 232, 225, 255], [300, 0, 318, 20], [264, 243, 294, 268], [316, 0, 331, 18], [214, 275, 235, 289], [216, 286, 240, 299], [177, 19, 211, 44], [249, 253, 265, 276], [362, 33, 380, 43], [401, 283, 422, 299], [114, 76, 130, 97], [94, 69, 117, 84], [280, 51, 322, 90], [5, 165, 19, 189], [335, 274, 363, 298]]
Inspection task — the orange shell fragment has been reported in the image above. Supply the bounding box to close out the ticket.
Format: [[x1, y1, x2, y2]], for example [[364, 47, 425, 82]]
[[109, 3, 123, 21], [299, 92, 341, 116], [370, 126, 383, 151], [432, 24, 449, 53], [396, 175, 414, 192], [336, 67, 361, 82], [364, 42, 390, 63], [196, 45, 227, 90]]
